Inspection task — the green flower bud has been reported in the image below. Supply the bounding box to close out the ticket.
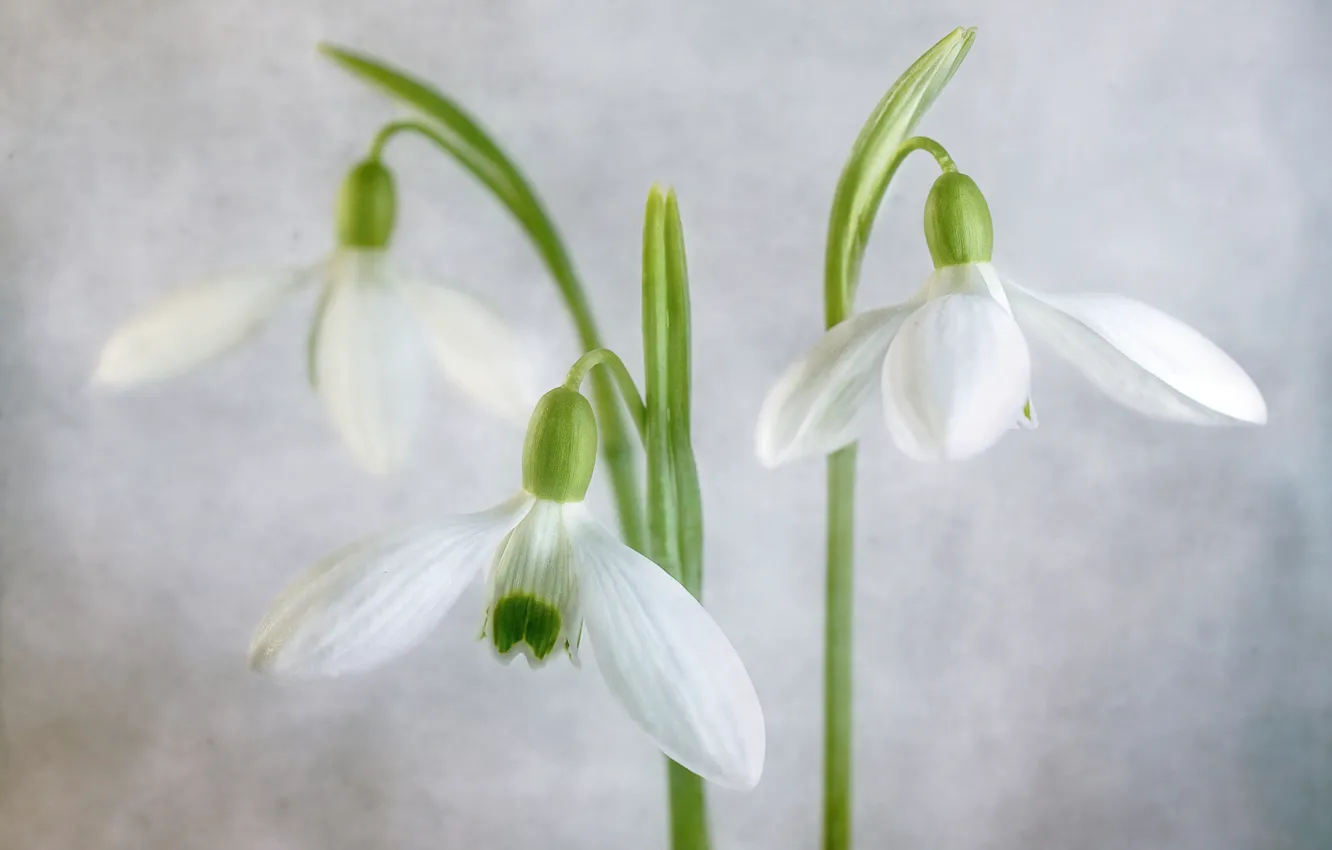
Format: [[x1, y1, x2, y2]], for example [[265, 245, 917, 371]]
[[522, 388, 598, 503], [923, 171, 993, 268], [336, 159, 396, 249]]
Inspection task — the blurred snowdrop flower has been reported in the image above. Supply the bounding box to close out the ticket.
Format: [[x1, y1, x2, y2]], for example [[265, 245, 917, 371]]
[[94, 159, 535, 473], [249, 387, 765, 789], [757, 171, 1266, 464]]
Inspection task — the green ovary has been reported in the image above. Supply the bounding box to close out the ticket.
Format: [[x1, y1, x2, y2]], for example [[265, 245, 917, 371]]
[[491, 593, 563, 660]]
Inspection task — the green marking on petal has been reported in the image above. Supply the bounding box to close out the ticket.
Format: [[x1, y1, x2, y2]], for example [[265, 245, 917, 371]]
[[491, 593, 563, 660]]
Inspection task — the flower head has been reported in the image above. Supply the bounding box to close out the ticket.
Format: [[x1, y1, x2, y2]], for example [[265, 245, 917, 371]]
[[757, 169, 1266, 464], [250, 387, 765, 789], [94, 159, 534, 473]]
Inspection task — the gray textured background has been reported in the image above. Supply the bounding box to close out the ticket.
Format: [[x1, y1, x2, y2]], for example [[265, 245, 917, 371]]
[[2, 0, 1329, 848]]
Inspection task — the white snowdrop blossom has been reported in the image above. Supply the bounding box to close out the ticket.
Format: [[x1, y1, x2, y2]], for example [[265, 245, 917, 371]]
[[93, 159, 535, 474], [249, 388, 765, 789], [757, 171, 1266, 464]]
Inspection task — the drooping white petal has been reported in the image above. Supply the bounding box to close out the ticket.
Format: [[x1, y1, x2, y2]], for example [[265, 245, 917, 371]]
[[250, 492, 534, 677], [882, 293, 1031, 461], [566, 504, 764, 789], [1005, 281, 1267, 425], [401, 280, 538, 423], [313, 251, 428, 474], [94, 268, 308, 386], [755, 303, 919, 467]]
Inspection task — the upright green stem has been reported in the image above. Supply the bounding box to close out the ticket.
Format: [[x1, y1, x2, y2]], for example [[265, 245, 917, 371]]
[[823, 445, 857, 850], [820, 134, 957, 850], [668, 765, 710, 850]]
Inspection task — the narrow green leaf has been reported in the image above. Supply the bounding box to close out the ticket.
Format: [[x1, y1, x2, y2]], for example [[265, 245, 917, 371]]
[[648, 187, 712, 848], [824, 26, 976, 326], [662, 191, 703, 600], [642, 185, 680, 578]]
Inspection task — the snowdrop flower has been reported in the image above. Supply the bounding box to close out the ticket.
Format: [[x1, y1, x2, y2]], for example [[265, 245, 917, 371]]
[[94, 159, 534, 473], [757, 170, 1266, 464], [249, 386, 765, 789]]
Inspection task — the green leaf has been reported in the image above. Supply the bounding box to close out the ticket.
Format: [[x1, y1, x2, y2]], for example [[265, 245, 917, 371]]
[[641, 185, 680, 579], [641, 185, 703, 600], [824, 26, 977, 327], [662, 191, 703, 600]]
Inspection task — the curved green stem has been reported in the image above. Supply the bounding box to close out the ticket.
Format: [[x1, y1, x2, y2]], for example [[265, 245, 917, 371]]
[[825, 133, 958, 325], [563, 348, 646, 442], [367, 118, 447, 161], [894, 135, 957, 173]]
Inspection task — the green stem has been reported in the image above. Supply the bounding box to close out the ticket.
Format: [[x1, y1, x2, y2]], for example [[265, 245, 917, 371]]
[[563, 348, 646, 441], [368, 118, 444, 161], [669, 763, 710, 850], [823, 445, 857, 850], [893, 135, 957, 174]]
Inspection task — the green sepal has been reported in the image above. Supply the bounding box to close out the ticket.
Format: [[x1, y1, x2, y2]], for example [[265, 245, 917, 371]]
[[923, 171, 993, 267], [491, 593, 562, 660], [522, 388, 598, 503], [335, 159, 396, 249]]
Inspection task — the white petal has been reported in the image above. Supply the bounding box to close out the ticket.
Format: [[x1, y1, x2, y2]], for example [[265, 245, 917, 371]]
[[401, 280, 538, 423], [755, 303, 918, 467], [566, 505, 764, 789], [1005, 282, 1267, 425], [250, 492, 534, 677], [313, 252, 428, 474], [882, 293, 1031, 461], [94, 269, 307, 386]]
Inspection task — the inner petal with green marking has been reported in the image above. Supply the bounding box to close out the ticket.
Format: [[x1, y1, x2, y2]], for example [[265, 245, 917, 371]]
[[485, 499, 581, 666]]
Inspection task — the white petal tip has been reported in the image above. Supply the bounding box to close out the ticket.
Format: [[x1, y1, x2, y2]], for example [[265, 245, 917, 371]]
[[713, 753, 765, 791], [90, 341, 174, 388], [246, 631, 304, 678], [1227, 382, 1268, 425], [247, 641, 280, 675], [754, 436, 789, 469]]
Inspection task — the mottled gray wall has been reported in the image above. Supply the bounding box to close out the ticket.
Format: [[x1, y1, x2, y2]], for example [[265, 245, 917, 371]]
[[1, 0, 1328, 848]]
